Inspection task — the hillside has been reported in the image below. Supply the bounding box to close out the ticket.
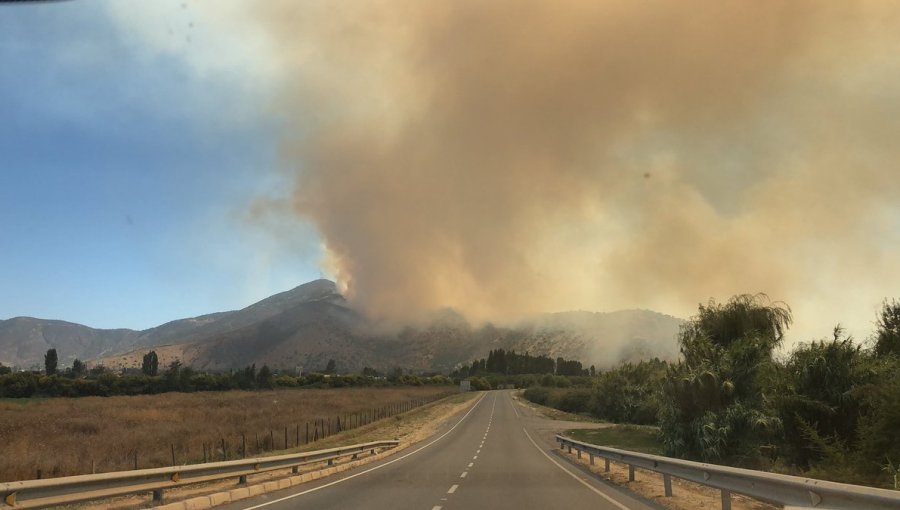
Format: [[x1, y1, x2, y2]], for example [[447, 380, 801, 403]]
[[2, 280, 683, 372], [0, 317, 135, 369], [0, 279, 342, 369]]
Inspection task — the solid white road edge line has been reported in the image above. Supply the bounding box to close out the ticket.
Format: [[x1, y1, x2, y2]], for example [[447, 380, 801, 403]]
[[509, 392, 520, 417], [521, 427, 630, 510], [238, 392, 487, 510]]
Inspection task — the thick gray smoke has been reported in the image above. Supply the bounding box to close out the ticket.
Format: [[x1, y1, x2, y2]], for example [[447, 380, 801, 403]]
[[252, 1, 900, 342]]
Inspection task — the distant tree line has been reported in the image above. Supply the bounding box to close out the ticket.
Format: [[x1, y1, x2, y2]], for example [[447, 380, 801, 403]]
[[451, 349, 594, 378], [0, 352, 451, 398]]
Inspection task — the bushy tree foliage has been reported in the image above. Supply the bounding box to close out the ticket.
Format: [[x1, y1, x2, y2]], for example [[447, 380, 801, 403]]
[[44, 348, 58, 375], [659, 294, 791, 464], [775, 327, 873, 469], [71, 359, 86, 378], [457, 350, 578, 378], [141, 351, 159, 376], [517, 293, 900, 487], [467, 376, 491, 391], [484, 349, 555, 375], [856, 362, 900, 483], [257, 365, 274, 389], [591, 359, 667, 424], [874, 299, 900, 358], [556, 357, 585, 376]]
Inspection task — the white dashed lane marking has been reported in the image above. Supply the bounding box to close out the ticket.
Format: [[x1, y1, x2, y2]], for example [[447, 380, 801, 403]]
[[429, 394, 495, 510]]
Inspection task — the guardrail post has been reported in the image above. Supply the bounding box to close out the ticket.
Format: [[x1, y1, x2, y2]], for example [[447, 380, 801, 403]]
[[577, 449, 582, 459], [152, 489, 164, 503], [292, 466, 299, 474], [239, 475, 247, 485], [628, 465, 635, 481], [560, 441, 565, 450], [589, 453, 594, 466], [327, 458, 334, 466], [567, 445, 572, 454], [604, 458, 610, 472], [720, 489, 731, 510], [663, 474, 672, 497]]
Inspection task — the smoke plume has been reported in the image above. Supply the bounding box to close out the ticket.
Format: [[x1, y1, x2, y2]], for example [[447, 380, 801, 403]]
[[252, 1, 900, 341]]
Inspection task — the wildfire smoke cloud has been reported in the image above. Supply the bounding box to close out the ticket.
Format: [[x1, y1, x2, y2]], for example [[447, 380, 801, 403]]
[[252, 1, 900, 340]]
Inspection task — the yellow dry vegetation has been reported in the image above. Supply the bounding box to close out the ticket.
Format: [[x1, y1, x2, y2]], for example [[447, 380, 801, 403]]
[[0, 386, 452, 482]]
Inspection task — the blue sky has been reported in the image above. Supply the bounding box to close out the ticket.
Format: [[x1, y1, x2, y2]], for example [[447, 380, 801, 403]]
[[0, 1, 322, 329]]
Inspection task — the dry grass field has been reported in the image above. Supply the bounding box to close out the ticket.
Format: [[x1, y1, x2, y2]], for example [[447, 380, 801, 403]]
[[0, 386, 452, 482]]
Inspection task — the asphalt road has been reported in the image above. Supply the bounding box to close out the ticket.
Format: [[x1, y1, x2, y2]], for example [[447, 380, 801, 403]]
[[218, 390, 657, 510]]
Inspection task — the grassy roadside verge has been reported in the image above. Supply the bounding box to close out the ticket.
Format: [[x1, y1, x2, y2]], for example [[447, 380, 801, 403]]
[[512, 390, 603, 423], [565, 425, 663, 455]]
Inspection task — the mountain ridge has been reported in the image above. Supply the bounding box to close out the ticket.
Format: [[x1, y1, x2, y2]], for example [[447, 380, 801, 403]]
[[1, 280, 683, 372]]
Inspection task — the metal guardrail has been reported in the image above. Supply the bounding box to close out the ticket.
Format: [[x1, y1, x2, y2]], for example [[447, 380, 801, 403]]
[[0, 440, 399, 509], [556, 435, 900, 510]]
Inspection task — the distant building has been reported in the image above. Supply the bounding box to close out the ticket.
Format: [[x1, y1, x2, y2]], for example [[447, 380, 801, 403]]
[[459, 380, 471, 392]]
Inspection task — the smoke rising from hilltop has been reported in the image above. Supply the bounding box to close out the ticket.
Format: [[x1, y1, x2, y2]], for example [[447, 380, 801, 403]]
[[253, 1, 900, 341]]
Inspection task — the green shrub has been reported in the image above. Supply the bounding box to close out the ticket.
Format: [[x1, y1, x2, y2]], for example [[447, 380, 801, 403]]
[[468, 377, 491, 391], [556, 388, 592, 413], [523, 386, 550, 405]]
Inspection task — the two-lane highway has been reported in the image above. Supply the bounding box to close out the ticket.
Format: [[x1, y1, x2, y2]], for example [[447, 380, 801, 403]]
[[218, 391, 656, 510]]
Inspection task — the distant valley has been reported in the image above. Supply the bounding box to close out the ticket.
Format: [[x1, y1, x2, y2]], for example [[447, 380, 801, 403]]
[[0, 280, 683, 373]]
